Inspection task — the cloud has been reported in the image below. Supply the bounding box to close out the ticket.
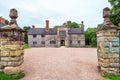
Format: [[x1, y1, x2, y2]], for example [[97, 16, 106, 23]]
[[0, 0, 110, 30]]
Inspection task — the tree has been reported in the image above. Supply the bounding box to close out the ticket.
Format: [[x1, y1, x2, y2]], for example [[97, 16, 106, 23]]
[[5, 20, 9, 24], [108, 0, 120, 27], [85, 28, 97, 47], [62, 22, 80, 28], [71, 22, 80, 28], [54, 25, 59, 29], [62, 22, 67, 26], [97, 24, 102, 29], [23, 26, 31, 43]]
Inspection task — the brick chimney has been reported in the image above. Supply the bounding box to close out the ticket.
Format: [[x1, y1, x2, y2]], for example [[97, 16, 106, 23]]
[[67, 21, 71, 28], [32, 25, 35, 28], [46, 20, 49, 30], [81, 21, 84, 30], [0, 17, 5, 24]]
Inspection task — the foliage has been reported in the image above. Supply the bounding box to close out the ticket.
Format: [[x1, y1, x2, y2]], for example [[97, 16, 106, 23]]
[[85, 28, 97, 47], [62, 22, 67, 26], [54, 25, 59, 28], [23, 26, 31, 43], [24, 44, 29, 49], [5, 20, 9, 24], [62, 22, 80, 28], [0, 71, 25, 80], [108, 0, 120, 27], [103, 74, 120, 80], [71, 22, 80, 28], [97, 24, 102, 29]]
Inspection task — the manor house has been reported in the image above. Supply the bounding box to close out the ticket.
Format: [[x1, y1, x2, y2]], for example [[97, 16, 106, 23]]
[[28, 20, 85, 47]]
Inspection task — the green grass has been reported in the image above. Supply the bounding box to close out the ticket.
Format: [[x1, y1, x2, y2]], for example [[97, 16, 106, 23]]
[[103, 74, 120, 80], [0, 71, 25, 80], [24, 44, 29, 49]]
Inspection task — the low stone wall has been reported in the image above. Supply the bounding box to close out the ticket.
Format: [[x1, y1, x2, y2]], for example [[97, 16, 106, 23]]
[[0, 38, 24, 74]]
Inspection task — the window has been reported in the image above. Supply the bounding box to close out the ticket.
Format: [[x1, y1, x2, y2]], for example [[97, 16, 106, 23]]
[[33, 41, 37, 45], [41, 41, 45, 44], [41, 35, 45, 37], [33, 35, 37, 38], [70, 41, 72, 44], [59, 31, 66, 37], [78, 41, 80, 44], [50, 41, 56, 44]]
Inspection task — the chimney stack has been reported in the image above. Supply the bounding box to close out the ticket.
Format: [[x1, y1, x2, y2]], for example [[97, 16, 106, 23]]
[[81, 21, 84, 30], [67, 21, 71, 28], [46, 20, 49, 30], [32, 25, 35, 28]]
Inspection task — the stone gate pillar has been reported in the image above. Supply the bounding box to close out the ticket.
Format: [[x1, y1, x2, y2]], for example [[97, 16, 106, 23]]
[[0, 8, 24, 75], [96, 7, 120, 75]]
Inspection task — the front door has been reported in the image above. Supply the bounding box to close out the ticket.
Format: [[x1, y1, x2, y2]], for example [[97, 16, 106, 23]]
[[60, 40, 65, 46]]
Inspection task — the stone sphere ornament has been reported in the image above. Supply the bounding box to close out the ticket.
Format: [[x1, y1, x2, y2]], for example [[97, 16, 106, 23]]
[[9, 8, 18, 19]]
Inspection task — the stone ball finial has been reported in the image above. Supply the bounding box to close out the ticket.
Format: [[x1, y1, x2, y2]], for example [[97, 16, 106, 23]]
[[103, 7, 110, 18], [9, 8, 18, 19]]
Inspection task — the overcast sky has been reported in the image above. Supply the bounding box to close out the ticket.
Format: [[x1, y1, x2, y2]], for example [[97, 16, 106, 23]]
[[0, 0, 110, 30]]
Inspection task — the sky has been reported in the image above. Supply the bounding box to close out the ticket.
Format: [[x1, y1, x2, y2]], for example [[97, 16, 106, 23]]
[[0, 0, 110, 30]]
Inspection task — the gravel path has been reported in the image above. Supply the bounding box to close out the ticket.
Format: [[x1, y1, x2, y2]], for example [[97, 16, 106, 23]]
[[21, 47, 103, 80]]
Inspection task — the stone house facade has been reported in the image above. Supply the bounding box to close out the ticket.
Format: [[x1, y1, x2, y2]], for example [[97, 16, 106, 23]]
[[28, 20, 85, 47]]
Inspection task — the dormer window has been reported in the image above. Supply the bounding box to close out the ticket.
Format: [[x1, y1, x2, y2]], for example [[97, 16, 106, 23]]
[[33, 34, 37, 38]]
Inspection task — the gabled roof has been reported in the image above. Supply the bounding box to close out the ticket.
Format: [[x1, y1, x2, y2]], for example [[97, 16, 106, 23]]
[[68, 28, 84, 34], [28, 28, 57, 35], [28, 28, 84, 35]]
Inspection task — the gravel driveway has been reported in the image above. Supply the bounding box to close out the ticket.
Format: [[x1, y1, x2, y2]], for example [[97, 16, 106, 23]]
[[21, 47, 103, 80]]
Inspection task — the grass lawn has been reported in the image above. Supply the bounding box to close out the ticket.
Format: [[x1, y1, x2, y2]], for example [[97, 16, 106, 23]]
[[0, 71, 25, 80], [103, 74, 120, 80], [24, 44, 29, 49]]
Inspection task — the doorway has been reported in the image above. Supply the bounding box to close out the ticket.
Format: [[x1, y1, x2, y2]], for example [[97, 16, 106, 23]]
[[60, 40, 65, 46]]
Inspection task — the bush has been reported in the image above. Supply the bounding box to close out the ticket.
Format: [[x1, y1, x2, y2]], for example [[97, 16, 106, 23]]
[[103, 74, 120, 80], [0, 71, 25, 80], [24, 44, 29, 49]]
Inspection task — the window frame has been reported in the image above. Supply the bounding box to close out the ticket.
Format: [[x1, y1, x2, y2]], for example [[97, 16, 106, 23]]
[[41, 41, 45, 44], [50, 41, 56, 44], [59, 31, 66, 37], [33, 34, 37, 38], [33, 41, 37, 45]]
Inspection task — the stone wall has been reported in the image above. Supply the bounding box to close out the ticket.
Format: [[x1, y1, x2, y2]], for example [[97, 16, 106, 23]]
[[96, 7, 120, 75], [69, 34, 85, 47], [97, 29, 120, 75], [0, 38, 24, 74], [28, 34, 85, 47], [28, 35, 58, 47]]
